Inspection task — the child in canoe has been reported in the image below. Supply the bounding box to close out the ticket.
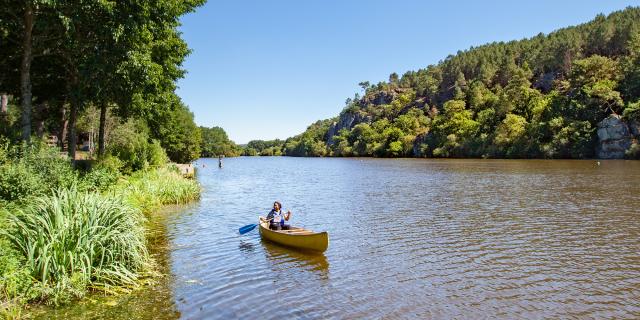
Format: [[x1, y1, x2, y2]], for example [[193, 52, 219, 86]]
[[264, 201, 291, 230]]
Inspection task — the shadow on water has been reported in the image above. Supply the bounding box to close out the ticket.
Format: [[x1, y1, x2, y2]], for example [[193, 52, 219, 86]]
[[238, 240, 256, 253], [260, 240, 329, 280]]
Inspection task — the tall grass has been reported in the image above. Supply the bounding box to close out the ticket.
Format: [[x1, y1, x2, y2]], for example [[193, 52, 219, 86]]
[[3, 187, 150, 305], [112, 167, 201, 214], [0, 165, 200, 310]]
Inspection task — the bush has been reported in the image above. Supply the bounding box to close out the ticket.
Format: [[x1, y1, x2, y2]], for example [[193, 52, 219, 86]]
[[0, 143, 78, 202], [107, 120, 169, 174], [625, 142, 640, 159], [0, 163, 46, 201], [80, 167, 120, 192], [3, 187, 150, 305]]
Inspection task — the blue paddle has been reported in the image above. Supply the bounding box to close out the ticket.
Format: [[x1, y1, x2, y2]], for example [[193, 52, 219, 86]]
[[238, 223, 258, 234], [239, 218, 272, 235]]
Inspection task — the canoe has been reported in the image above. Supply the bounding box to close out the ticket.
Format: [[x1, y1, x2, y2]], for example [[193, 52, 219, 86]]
[[258, 219, 329, 252]]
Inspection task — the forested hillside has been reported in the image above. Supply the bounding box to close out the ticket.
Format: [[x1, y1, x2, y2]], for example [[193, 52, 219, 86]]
[[278, 7, 640, 158]]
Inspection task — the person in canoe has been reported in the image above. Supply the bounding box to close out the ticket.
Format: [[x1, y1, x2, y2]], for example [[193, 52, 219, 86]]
[[263, 201, 291, 230]]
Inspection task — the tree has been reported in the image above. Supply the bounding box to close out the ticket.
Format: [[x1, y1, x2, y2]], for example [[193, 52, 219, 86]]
[[621, 29, 640, 101], [200, 126, 240, 157], [494, 114, 528, 156], [147, 98, 202, 163], [569, 55, 623, 121]]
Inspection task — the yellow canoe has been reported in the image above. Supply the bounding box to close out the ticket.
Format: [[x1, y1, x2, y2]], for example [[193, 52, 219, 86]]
[[258, 219, 329, 252]]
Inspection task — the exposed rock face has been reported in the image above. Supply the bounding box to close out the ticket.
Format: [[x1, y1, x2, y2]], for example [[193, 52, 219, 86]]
[[326, 111, 371, 145], [597, 114, 632, 159]]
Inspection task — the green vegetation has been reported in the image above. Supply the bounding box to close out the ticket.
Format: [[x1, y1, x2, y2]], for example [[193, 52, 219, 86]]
[[243, 139, 286, 156], [0, 1, 209, 315], [251, 7, 640, 159], [0, 0, 205, 163], [112, 167, 201, 215], [200, 126, 242, 157], [0, 143, 200, 316], [4, 188, 149, 305]]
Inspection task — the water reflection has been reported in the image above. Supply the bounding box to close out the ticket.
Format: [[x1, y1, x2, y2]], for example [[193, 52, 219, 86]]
[[261, 240, 329, 280], [238, 240, 255, 253]]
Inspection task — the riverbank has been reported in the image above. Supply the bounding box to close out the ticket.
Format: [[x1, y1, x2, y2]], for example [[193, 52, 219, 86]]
[[0, 144, 200, 319]]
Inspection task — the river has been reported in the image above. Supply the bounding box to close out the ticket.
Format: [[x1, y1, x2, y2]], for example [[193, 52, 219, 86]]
[[37, 158, 640, 319]]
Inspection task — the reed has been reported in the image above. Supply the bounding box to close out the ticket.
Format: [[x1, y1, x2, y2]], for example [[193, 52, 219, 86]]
[[3, 187, 150, 304]]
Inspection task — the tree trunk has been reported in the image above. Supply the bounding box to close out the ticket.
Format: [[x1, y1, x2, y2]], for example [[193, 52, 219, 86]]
[[59, 106, 68, 149], [1, 94, 7, 114], [98, 103, 107, 156], [20, 1, 34, 142], [68, 97, 78, 160], [35, 101, 47, 138]]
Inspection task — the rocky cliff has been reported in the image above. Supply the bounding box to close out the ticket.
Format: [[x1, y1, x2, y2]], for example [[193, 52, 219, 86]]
[[326, 111, 371, 145], [596, 114, 638, 159]]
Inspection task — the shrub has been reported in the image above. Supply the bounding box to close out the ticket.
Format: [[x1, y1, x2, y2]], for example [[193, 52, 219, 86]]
[[625, 142, 640, 159], [3, 187, 150, 305], [0, 143, 79, 202], [107, 120, 169, 173], [18, 142, 78, 188], [80, 167, 120, 192], [0, 163, 46, 201]]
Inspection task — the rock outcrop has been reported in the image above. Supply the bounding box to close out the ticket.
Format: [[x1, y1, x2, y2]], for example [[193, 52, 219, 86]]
[[326, 111, 371, 145], [596, 114, 632, 159]]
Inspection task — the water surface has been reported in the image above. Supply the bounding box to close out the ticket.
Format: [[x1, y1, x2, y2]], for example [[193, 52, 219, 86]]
[[168, 158, 640, 319]]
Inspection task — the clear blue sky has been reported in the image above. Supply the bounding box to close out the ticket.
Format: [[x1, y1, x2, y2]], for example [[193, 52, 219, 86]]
[[176, 0, 639, 144]]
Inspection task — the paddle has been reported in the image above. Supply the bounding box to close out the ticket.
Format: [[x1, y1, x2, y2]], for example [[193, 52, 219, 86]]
[[238, 218, 272, 235], [238, 223, 258, 234]]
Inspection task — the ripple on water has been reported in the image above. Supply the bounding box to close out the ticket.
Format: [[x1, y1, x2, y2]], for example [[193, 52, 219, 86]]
[[166, 158, 640, 319]]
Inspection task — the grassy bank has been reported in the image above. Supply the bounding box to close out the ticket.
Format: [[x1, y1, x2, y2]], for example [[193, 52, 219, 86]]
[[0, 144, 200, 318]]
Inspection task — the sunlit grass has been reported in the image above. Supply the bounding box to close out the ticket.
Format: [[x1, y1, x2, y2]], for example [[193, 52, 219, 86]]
[[3, 187, 150, 305], [0, 165, 201, 308], [111, 167, 201, 214]]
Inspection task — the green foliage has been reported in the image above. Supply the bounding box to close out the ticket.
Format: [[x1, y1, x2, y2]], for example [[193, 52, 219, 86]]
[[284, 8, 640, 159], [625, 142, 640, 159], [569, 55, 624, 119], [541, 119, 596, 158], [80, 165, 121, 192], [493, 114, 529, 157], [622, 100, 640, 121], [0, 143, 80, 202], [200, 126, 241, 157], [0, 205, 34, 315], [3, 187, 150, 305], [621, 29, 640, 99], [0, 163, 200, 309], [244, 139, 285, 156], [284, 119, 334, 157], [110, 167, 201, 215], [107, 120, 168, 174], [147, 101, 202, 164], [0, 163, 46, 202]]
